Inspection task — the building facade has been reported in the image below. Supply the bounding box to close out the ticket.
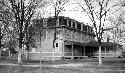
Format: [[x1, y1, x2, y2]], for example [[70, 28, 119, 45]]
[[28, 16, 95, 60], [28, 16, 123, 61]]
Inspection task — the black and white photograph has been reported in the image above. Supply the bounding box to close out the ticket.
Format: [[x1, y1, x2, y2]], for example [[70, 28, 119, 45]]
[[0, 0, 125, 73]]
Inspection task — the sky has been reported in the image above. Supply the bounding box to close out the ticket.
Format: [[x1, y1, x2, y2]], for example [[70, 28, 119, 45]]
[[43, 0, 125, 45], [41, 0, 91, 24], [26, 0, 125, 45]]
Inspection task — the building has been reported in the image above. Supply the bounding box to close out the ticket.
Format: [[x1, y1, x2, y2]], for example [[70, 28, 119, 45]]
[[28, 16, 95, 60], [28, 16, 123, 61]]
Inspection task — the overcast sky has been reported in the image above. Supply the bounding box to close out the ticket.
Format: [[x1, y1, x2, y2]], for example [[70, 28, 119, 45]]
[[37, 0, 125, 45], [40, 0, 124, 26]]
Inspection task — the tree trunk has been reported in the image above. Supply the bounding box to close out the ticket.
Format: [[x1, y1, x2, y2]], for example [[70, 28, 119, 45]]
[[0, 49, 2, 59], [99, 45, 102, 65], [9, 50, 11, 58], [25, 50, 28, 60], [25, 43, 28, 60], [18, 32, 23, 64], [18, 49, 22, 64], [0, 27, 2, 59]]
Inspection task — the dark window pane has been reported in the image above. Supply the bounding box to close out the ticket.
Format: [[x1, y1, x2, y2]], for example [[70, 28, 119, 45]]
[[73, 21, 75, 28], [63, 19, 67, 25], [77, 22, 81, 30], [56, 43, 58, 47], [83, 25, 87, 31], [47, 18, 56, 27], [69, 20, 71, 27], [59, 17, 67, 26]]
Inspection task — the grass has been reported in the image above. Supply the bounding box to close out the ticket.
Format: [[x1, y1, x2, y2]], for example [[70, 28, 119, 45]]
[[0, 58, 125, 73], [0, 65, 89, 73]]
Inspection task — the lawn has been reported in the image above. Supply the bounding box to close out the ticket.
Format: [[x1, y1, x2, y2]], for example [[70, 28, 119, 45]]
[[0, 58, 125, 73]]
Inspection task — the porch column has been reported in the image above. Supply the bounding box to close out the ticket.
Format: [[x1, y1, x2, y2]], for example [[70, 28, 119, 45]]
[[62, 41, 64, 60], [76, 45, 79, 56], [117, 46, 118, 57], [105, 47, 106, 57], [90, 47, 91, 56], [84, 46, 85, 56], [93, 47, 94, 57], [71, 44, 73, 59], [80, 45, 81, 56]]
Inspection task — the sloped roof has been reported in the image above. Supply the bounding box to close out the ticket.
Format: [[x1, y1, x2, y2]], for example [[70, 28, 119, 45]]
[[84, 41, 122, 47], [64, 40, 122, 47]]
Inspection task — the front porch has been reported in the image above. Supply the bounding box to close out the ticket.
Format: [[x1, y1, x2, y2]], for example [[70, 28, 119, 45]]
[[63, 41, 123, 60]]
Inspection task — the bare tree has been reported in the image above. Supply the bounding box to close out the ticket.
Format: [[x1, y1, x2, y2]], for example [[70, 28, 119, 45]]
[[1, 0, 44, 64], [78, 0, 124, 65], [50, 0, 69, 61], [107, 10, 125, 43], [0, 2, 15, 59]]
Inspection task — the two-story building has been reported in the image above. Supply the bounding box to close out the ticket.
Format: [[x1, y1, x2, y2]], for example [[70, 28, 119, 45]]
[[28, 16, 95, 60]]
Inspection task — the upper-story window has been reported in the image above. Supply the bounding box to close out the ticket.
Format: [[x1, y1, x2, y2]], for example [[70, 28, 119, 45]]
[[87, 26, 90, 32], [63, 19, 67, 25], [83, 25, 87, 31], [69, 20, 71, 27], [73, 21, 75, 28], [91, 28, 93, 33], [47, 18, 56, 27], [81, 24, 83, 30], [77, 22, 81, 30], [33, 32, 40, 42], [43, 19, 47, 27], [33, 19, 43, 29], [59, 17, 67, 26]]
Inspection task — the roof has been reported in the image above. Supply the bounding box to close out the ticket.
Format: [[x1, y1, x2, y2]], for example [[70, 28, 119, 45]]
[[64, 40, 122, 47], [84, 41, 122, 47]]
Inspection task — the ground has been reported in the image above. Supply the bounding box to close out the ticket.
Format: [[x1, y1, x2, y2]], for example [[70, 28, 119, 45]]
[[0, 58, 125, 73]]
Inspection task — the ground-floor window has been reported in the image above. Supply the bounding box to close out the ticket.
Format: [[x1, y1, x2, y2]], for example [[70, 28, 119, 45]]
[[55, 43, 59, 52]]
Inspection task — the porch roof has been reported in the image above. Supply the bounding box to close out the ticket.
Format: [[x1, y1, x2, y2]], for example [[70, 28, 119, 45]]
[[64, 40, 122, 47], [84, 41, 122, 47]]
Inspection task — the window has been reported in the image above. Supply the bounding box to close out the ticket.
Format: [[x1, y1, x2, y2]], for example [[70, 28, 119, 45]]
[[69, 20, 71, 27], [56, 43, 58, 47], [59, 17, 63, 25], [43, 19, 47, 27], [91, 28, 93, 33], [59, 18, 67, 26], [41, 30, 47, 42], [73, 21, 75, 28], [34, 32, 40, 42], [55, 43, 59, 52], [81, 24, 83, 30], [77, 23, 81, 30], [47, 18, 56, 27], [63, 19, 67, 25], [83, 25, 87, 31]]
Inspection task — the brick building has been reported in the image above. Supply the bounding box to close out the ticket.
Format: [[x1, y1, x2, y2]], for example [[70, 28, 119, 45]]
[[28, 16, 95, 60], [28, 16, 122, 61]]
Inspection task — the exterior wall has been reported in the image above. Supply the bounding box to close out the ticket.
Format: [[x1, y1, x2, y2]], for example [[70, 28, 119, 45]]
[[28, 28, 64, 60], [28, 16, 96, 60]]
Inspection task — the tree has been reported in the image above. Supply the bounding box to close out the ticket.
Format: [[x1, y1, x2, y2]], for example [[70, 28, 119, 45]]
[[0, 2, 15, 59], [107, 10, 125, 43], [1, 0, 44, 64], [50, 0, 69, 61], [78, 0, 124, 65]]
